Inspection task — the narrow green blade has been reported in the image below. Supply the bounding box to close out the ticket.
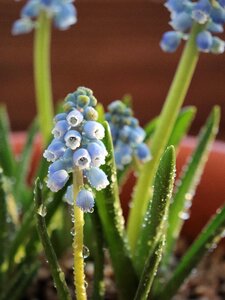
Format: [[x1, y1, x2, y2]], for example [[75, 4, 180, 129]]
[[0, 106, 15, 177], [0, 263, 39, 300], [34, 178, 71, 300], [95, 121, 138, 300], [14, 120, 39, 206], [134, 237, 165, 300], [155, 204, 225, 300], [164, 106, 220, 265], [134, 146, 176, 275], [167, 106, 196, 149]]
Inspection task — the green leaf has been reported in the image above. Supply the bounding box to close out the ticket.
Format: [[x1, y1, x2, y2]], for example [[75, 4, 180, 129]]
[[96, 103, 105, 124], [95, 121, 138, 300], [134, 146, 176, 275], [164, 106, 220, 265], [34, 178, 71, 300], [134, 237, 165, 300], [155, 204, 225, 300], [14, 120, 39, 207], [0, 168, 7, 287], [167, 106, 196, 149], [89, 209, 105, 300], [0, 262, 39, 300], [0, 106, 15, 177]]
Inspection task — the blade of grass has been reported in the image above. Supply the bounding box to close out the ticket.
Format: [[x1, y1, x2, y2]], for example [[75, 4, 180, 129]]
[[95, 121, 138, 300], [134, 237, 165, 300], [14, 120, 38, 203], [167, 106, 196, 149], [0, 262, 39, 300], [154, 204, 225, 300], [163, 106, 220, 265], [134, 146, 176, 274], [0, 106, 15, 177], [34, 178, 71, 300]]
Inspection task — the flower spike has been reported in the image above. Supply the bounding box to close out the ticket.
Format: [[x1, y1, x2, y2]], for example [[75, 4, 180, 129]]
[[43, 87, 109, 213]]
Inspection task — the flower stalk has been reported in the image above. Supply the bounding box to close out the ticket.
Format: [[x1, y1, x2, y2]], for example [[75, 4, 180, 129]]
[[73, 168, 87, 300], [34, 11, 53, 145], [127, 23, 202, 253]]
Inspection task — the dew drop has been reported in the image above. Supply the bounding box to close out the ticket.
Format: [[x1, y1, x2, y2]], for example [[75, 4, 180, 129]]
[[178, 211, 190, 220], [84, 281, 88, 289], [37, 204, 47, 217], [83, 245, 90, 259]]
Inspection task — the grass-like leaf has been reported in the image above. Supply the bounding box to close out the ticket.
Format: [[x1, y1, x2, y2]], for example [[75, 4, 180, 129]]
[[134, 237, 165, 300], [167, 106, 196, 149], [164, 106, 220, 265], [95, 121, 138, 300], [0, 262, 39, 300], [134, 146, 176, 275], [14, 120, 38, 205], [0, 106, 15, 177], [154, 204, 225, 300], [34, 178, 71, 300], [0, 168, 7, 288]]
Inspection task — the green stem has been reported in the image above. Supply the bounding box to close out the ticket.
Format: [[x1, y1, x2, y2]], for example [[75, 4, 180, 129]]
[[34, 179, 71, 300], [73, 168, 87, 300], [34, 11, 54, 145], [127, 23, 202, 252]]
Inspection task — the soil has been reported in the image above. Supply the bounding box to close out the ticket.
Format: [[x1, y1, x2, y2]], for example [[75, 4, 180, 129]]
[[23, 238, 225, 300]]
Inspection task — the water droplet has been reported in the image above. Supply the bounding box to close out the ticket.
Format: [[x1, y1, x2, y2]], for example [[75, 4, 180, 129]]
[[83, 245, 90, 259], [70, 229, 75, 236], [84, 281, 88, 288], [178, 211, 189, 220], [37, 204, 47, 217]]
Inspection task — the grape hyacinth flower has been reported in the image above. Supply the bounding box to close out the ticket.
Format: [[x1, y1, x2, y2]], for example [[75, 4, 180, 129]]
[[12, 0, 77, 34], [161, 0, 225, 54], [43, 87, 109, 213], [105, 100, 151, 170]]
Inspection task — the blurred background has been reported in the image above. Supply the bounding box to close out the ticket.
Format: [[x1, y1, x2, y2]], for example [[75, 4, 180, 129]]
[[1, 0, 225, 138]]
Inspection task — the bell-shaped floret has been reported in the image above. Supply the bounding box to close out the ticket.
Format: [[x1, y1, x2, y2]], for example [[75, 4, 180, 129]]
[[135, 143, 152, 162], [73, 148, 91, 169], [66, 108, 83, 127], [85, 167, 109, 190], [52, 120, 70, 139], [43, 139, 66, 162], [83, 121, 105, 140], [64, 130, 81, 150], [47, 169, 69, 192], [76, 189, 95, 212], [87, 142, 107, 167]]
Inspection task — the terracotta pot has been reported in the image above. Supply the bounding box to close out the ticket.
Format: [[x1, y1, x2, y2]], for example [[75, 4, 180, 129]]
[[120, 137, 225, 241], [10, 133, 225, 240]]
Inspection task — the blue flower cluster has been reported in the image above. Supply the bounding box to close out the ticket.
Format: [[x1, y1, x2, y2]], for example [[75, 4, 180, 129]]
[[161, 0, 225, 54], [43, 87, 109, 212], [12, 0, 77, 35], [105, 100, 151, 170]]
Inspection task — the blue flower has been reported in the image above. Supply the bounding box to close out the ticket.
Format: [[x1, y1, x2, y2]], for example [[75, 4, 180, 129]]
[[64, 130, 81, 150], [73, 148, 91, 170], [210, 36, 225, 54], [43, 139, 66, 162], [160, 31, 182, 52], [12, 0, 77, 35], [162, 0, 225, 54], [106, 100, 151, 170], [76, 189, 95, 212], [52, 120, 70, 139], [47, 169, 69, 192], [135, 143, 152, 162], [192, 0, 211, 24], [196, 30, 213, 52], [87, 142, 107, 167], [44, 87, 109, 212], [85, 168, 109, 191], [12, 17, 34, 35], [83, 121, 105, 140]]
